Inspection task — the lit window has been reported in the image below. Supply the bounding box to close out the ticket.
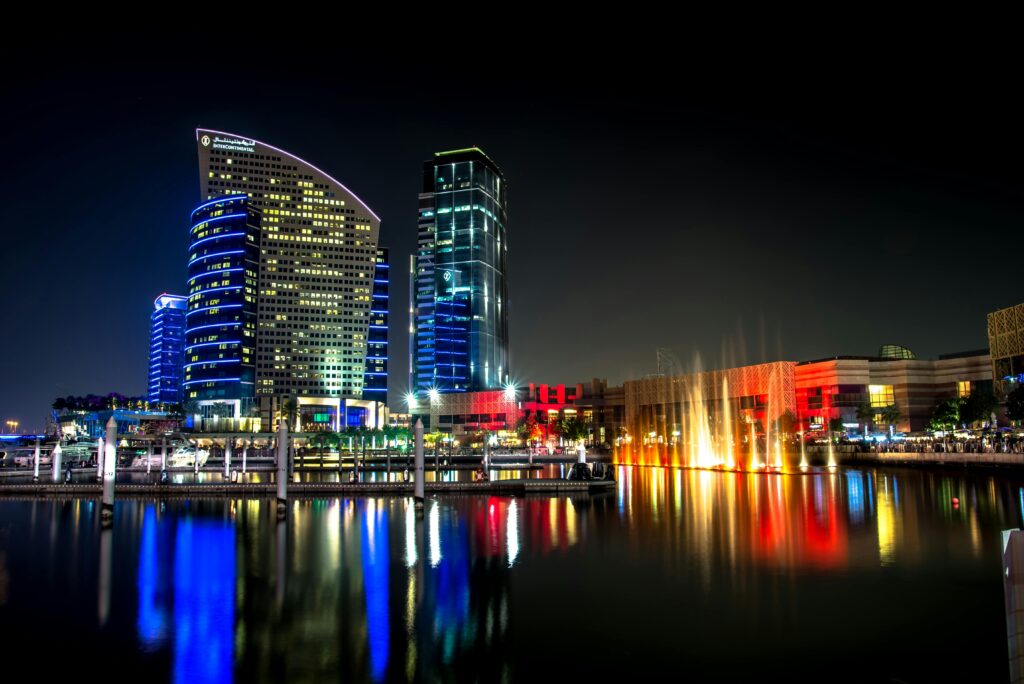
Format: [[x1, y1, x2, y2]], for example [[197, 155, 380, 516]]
[[868, 384, 894, 408]]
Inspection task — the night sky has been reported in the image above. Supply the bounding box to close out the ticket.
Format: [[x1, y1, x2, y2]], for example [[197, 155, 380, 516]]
[[2, 43, 1020, 431]]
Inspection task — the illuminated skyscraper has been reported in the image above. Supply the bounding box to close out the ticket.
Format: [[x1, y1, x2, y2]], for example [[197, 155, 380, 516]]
[[411, 148, 509, 394], [196, 129, 387, 427], [184, 195, 260, 407], [148, 294, 187, 404]]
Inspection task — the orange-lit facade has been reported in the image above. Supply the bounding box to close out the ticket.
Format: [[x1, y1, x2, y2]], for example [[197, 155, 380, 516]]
[[795, 351, 992, 432]]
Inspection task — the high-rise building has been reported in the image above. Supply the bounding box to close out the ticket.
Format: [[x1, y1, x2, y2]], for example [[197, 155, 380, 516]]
[[183, 195, 261, 410], [148, 294, 187, 404], [196, 129, 387, 428], [410, 147, 509, 395], [362, 247, 389, 402]]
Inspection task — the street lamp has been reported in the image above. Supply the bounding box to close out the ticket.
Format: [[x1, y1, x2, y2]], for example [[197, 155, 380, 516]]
[[5, 420, 17, 434]]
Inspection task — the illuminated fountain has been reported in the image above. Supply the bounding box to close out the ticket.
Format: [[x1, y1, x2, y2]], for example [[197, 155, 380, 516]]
[[799, 431, 808, 469], [617, 357, 813, 473]]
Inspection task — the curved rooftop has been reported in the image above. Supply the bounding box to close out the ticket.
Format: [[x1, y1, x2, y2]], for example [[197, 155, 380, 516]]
[[196, 128, 380, 222], [153, 293, 187, 311]]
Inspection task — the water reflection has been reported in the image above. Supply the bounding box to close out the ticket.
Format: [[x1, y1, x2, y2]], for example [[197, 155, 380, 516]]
[[1, 465, 1022, 680], [612, 466, 1018, 573], [173, 517, 235, 684], [362, 500, 389, 682]]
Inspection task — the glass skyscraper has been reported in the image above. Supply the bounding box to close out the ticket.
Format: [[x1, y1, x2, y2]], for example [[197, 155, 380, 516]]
[[196, 129, 387, 426], [148, 294, 187, 404], [410, 148, 509, 394], [183, 195, 261, 406]]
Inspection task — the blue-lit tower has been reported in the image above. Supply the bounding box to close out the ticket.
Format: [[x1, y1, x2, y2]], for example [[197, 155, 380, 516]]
[[363, 247, 389, 400], [411, 148, 509, 393], [183, 196, 261, 413], [148, 294, 187, 404]]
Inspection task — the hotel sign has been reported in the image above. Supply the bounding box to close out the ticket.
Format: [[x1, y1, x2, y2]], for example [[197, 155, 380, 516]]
[[201, 134, 256, 154]]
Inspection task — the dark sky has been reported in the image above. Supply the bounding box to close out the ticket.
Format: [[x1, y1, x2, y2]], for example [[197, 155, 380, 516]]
[[2, 40, 1021, 431]]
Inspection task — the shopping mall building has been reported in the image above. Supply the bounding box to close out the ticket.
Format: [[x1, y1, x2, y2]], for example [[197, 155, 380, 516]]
[[410, 345, 993, 445]]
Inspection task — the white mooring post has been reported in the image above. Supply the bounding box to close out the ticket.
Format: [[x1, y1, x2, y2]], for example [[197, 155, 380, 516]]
[[32, 438, 40, 482], [160, 438, 167, 477], [224, 438, 233, 479], [96, 437, 104, 481], [146, 442, 153, 475], [276, 419, 289, 517], [51, 443, 62, 483], [101, 417, 117, 526], [242, 440, 248, 475], [414, 419, 425, 512]]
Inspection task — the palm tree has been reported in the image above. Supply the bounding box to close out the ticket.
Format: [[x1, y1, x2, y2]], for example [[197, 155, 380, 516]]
[[855, 402, 875, 438], [311, 431, 338, 469], [280, 397, 299, 432], [337, 427, 355, 472], [354, 426, 368, 476], [371, 428, 385, 464], [878, 404, 901, 434], [327, 432, 341, 470], [309, 432, 325, 467], [383, 425, 397, 474]]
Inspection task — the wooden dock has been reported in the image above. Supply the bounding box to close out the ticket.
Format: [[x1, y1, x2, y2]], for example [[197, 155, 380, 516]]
[[0, 478, 615, 499]]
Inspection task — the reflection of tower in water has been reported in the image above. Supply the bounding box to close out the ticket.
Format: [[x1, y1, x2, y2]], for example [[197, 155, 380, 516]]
[[408, 498, 514, 682]]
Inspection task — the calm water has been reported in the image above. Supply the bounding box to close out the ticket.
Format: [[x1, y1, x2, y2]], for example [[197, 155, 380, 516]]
[[0, 465, 1020, 682]]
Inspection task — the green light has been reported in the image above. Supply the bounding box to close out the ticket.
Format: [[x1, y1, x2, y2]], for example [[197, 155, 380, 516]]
[[435, 147, 484, 157], [433, 147, 498, 165]]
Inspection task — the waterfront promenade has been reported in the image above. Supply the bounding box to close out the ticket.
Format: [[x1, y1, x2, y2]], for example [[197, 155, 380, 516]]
[[840, 451, 1024, 468]]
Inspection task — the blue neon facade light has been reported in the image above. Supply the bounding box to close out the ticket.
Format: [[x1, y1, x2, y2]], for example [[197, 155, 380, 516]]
[[189, 213, 248, 234], [184, 196, 260, 403], [185, 322, 242, 335], [189, 231, 247, 248], [362, 246, 389, 400], [185, 303, 243, 317], [190, 195, 248, 217], [183, 359, 241, 369], [188, 285, 243, 297], [189, 249, 244, 265], [188, 267, 244, 284], [184, 340, 242, 351], [183, 377, 243, 386], [148, 294, 187, 404]]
